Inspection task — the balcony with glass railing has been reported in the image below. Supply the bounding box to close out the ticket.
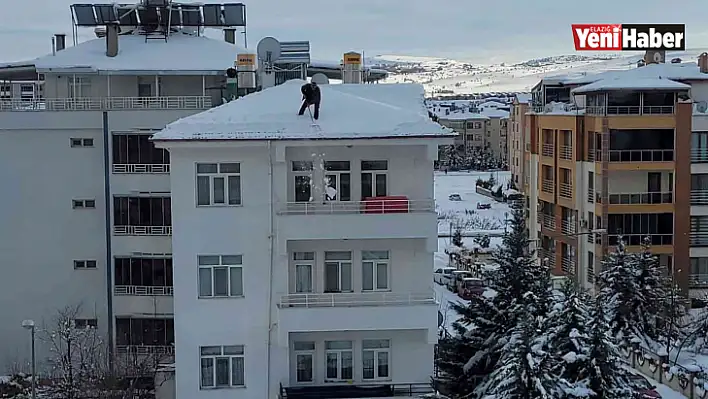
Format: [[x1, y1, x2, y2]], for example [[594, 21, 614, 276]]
[[607, 149, 674, 163], [0, 96, 212, 111], [608, 192, 673, 205], [585, 105, 674, 115]]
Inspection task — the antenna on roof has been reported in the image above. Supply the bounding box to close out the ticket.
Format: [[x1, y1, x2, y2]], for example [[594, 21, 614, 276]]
[[257, 37, 281, 89]]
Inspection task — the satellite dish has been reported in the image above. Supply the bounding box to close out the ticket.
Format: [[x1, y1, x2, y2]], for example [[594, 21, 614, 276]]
[[257, 37, 281, 63], [311, 73, 330, 85], [653, 51, 663, 63]]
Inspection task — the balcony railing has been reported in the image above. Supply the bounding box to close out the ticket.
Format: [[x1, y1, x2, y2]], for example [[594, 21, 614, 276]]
[[116, 345, 174, 355], [113, 164, 170, 174], [559, 145, 573, 160], [542, 214, 556, 230], [114, 285, 174, 296], [541, 180, 554, 194], [585, 105, 674, 115], [691, 191, 708, 205], [561, 219, 576, 235], [0, 96, 212, 111], [588, 230, 595, 244], [559, 183, 573, 199], [608, 149, 674, 163], [691, 232, 708, 247], [542, 144, 554, 157], [539, 250, 556, 267], [690, 274, 708, 287], [278, 290, 436, 308], [113, 226, 172, 236], [279, 199, 435, 215], [587, 188, 595, 203], [561, 257, 575, 274], [691, 149, 708, 163], [610, 234, 672, 246], [608, 192, 673, 205]]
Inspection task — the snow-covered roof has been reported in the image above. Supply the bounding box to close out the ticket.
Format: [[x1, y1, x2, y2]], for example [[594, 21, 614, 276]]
[[571, 76, 691, 94], [477, 100, 507, 108], [436, 111, 490, 120], [2, 33, 246, 75], [514, 93, 531, 104], [154, 80, 454, 141], [480, 108, 510, 119]]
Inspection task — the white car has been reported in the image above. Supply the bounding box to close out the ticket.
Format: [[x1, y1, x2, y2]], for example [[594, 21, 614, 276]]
[[448, 193, 462, 201], [434, 267, 456, 285]]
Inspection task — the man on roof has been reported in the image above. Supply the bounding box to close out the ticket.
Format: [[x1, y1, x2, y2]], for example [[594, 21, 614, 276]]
[[298, 81, 321, 120]]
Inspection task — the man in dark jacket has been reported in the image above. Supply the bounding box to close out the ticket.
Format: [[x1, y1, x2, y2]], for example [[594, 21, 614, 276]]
[[298, 81, 321, 120]]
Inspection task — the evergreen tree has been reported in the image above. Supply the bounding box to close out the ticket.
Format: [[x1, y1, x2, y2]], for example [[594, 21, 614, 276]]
[[585, 296, 636, 399], [452, 228, 464, 248]]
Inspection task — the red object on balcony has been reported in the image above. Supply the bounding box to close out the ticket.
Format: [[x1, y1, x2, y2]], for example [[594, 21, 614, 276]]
[[361, 196, 410, 214]]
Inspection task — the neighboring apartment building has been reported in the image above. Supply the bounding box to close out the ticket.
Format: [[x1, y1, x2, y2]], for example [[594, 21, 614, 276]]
[[435, 111, 489, 152], [525, 52, 708, 296], [431, 103, 509, 162], [509, 94, 530, 188], [152, 80, 452, 398]]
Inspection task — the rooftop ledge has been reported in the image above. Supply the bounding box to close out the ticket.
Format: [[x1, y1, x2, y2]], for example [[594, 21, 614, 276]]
[[0, 96, 212, 111]]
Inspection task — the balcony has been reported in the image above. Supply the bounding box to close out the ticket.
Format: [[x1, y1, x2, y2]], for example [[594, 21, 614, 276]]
[[559, 183, 572, 199], [277, 198, 437, 241], [691, 232, 708, 247], [608, 149, 673, 163], [541, 180, 554, 194], [539, 249, 556, 267], [542, 144, 554, 157], [559, 145, 573, 160], [280, 382, 434, 399], [0, 96, 212, 111], [692, 149, 708, 163], [112, 164, 170, 174], [277, 290, 438, 345], [114, 285, 173, 296], [609, 234, 672, 246], [561, 220, 575, 235], [115, 345, 174, 355], [690, 274, 708, 287], [542, 214, 556, 230], [113, 225, 172, 236], [561, 257, 575, 275], [585, 105, 674, 115], [608, 192, 674, 205], [691, 191, 708, 205]]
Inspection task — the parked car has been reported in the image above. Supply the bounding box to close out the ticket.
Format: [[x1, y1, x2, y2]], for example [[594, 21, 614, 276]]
[[458, 277, 485, 300], [448, 270, 473, 293], [476, 202, 491, 210], [627, 372, 661, 398], [434, 267, 457, 285], [448, 193, 462, 201]]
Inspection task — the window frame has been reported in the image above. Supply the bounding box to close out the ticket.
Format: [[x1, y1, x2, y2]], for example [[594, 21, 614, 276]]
[[362, 339, 391, 381], [324, 340, 353, 382], [68, 76, 91, 98], [361, 160, 388, 199], [292, 161, 314, 203], [198, 255, 244, 298], [196, 163, 242, 207], [73, 318, 98, 329], [73, 199, 96, 209], [199, 345, 245, 389], [362, 251, 390, 291], [323, 161, 351, 202], [324, 251, 353, 293], [293, 341, 315, 384], [74, 260, 98, 269], [293, 252, 314, 294]]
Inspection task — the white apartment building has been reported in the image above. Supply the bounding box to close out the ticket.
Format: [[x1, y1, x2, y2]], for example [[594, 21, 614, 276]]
[[152, 80, 453, 399]]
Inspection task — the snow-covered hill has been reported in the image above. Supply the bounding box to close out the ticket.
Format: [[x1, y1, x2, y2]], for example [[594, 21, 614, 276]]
[[372, 49, 708, 95]]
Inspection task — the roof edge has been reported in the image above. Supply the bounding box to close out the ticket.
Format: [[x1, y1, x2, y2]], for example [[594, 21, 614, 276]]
[[152, 133, 457, 143]]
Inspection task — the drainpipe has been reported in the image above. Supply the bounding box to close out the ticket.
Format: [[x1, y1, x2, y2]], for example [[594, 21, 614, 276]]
[[266, 140, 276, 398]]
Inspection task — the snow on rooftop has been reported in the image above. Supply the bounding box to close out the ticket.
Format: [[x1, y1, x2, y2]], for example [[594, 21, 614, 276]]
[[17, 33, 245, 74], [436, 111, 490, 120], [480, 108, 510, 118], [571, 76, 691, 94], [154, 80, 453, 141], [515, 93, 531, 103], [555, 62, 708, 87]]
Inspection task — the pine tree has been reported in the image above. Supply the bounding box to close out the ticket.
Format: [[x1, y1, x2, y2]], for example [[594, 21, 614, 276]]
[[452, 228, 464, 248], [585, 296, 636, 399]]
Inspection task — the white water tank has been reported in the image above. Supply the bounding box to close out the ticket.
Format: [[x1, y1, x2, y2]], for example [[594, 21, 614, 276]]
[[236, 52, 257, 89], [342, 52, 363, 84]]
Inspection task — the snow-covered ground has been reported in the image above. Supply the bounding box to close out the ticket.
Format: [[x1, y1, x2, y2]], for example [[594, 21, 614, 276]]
[[435, 171, 511, 236]]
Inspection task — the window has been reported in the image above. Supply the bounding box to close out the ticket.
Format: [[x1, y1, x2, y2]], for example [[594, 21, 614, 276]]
[[74, 260, 97, 269], [292, 161, 313, 202], [115, 318, 174, 346], [324, 251, 352, 293], [325, 341, 353, 381], [73, 319, 98, 329], [113, 197, 171, 226], [198, 255, 243, 298], [324, 161, 351, 201], [692, 132, 708, 162], [362, 339, 390, 380], [474, 122, 482, 129], [68, 76, 91, 98], [294, 341, 315, 383], [293, 252, 314, 293], [362, 251, 389, 291], [115, 257, 173, 287], [73, 199, 96, 209], [691, 258, 708, 276], [587, 252, 594, 283], [361, 160, 388, 199], [196, 163, 241, 206], [70, 138, 94, 148], [112, 134, 169, 165], [200, 345, 245, 388]]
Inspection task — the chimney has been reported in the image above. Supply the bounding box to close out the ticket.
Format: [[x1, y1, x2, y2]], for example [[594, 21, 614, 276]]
[[106, 23, 119, 57], [55, 34, 66, 52], [699, 52, 708, 74], [224, 28, 236, 44]]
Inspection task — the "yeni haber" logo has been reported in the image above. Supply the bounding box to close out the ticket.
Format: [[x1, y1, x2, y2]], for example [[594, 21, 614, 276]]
[[571, 24, 685, 51]]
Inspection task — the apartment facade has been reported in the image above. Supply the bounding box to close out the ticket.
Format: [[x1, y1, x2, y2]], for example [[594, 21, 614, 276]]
[[436, 113, 489, 152], [509, 94, 530, 188], [432, 106, 509, 162], [153, 80, 451, 399], [525, 54, 708, 295]]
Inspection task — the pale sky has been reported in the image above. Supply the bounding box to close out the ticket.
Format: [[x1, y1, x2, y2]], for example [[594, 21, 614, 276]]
[[1, 0, 706, 64]]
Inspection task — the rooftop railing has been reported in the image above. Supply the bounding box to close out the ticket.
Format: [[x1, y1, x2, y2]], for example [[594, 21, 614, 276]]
[[0, 96, 212, 111]]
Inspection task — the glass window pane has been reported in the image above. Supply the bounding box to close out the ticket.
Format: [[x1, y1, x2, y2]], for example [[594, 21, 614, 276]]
[[219, 163, 240, 173], [295, 264, 312, 293], [362, 351, 374, 379], [325, 175, 337, 201], [295, 176, 311, 202], [326, 353, 338, 379], [326, 340, 353, 350], [229, 267, 243, 296], [215, 358, 230, 386], [198, 268, 212, 297], [294, 341, 315, 351], [231, 357, 245, 386], [362, 262, 374, 291], [213, 177, 225, 204], [200, 358, 214, 387], [361, 160, 388, 171], [376, 263, 388, 290], [198, 255, 220, 265], [201, 346, 221, 355], [228, 176, 241, 205], [213, 267, 229, 296], [340, 173, 351, 201], [325, 251, 351, 261], [375, 174, 387, 197], [378, 352, 389, 378], [296, 354, 313, 382], [223, 345, 244, 355], [197, 176, 211, 205], [221, 255, 243, 265], [341, 262, 352, 291], [325, 262, 340, 292], [341, 351, 353, 380], [362, 251, 389, 260], [197, 163, 217, 174], [361, 173, 373, 199], [292, 161, 313, 171]]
